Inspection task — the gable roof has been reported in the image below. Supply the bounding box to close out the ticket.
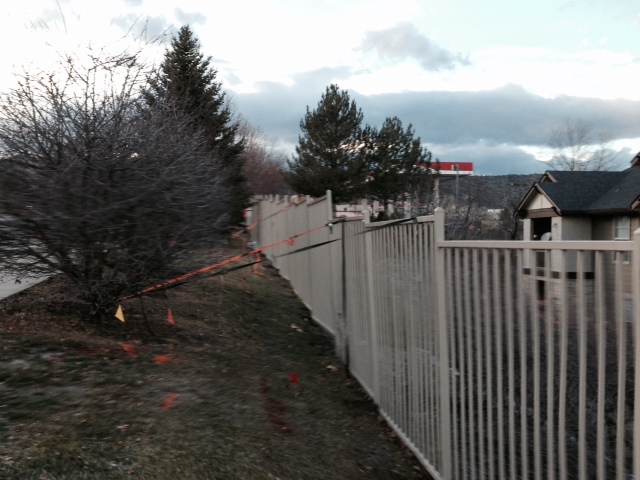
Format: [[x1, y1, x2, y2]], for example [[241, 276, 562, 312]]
[[588, 167, 640, 211], [516, 155, 640, 217]]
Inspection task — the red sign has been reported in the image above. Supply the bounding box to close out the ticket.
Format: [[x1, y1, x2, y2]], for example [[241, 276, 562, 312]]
[[434, 162, 474, 173]]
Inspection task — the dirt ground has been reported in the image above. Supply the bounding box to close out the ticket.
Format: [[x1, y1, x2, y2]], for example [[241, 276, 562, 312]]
[[0, 247, 429, 479]]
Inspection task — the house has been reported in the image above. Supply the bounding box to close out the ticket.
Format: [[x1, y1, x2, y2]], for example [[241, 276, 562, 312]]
[[514, 152, 640, 318], [515, 152, 640, 243]]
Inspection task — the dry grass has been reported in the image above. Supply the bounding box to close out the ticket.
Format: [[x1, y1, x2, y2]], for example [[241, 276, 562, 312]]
[[0, 247, 428, 479]]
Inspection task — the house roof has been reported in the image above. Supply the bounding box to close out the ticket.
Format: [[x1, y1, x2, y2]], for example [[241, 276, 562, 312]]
[[588, 167, 640, 211], [516, 155, 640, 217]]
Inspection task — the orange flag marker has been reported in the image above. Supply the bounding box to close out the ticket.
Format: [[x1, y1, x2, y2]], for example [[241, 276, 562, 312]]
[[115, 305, 125, 322], [155, 354, 174, 365], [120, 343, 138, 357], [167, 307, 175, 325], [161, 393, 179, 411]]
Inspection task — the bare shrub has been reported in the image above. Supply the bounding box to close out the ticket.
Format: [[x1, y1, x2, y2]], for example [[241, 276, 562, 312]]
[[0, 46, 230, 315], [238, 120, 290, 195]]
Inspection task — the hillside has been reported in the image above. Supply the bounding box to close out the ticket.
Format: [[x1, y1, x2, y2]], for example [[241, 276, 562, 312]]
[[438, 173, 541, 209]]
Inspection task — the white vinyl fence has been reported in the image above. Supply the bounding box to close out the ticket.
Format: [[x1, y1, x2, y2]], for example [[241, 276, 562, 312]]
[[251, 192, 640, 480]]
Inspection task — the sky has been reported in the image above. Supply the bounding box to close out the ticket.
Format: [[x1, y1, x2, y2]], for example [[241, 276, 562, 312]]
[[3, 0, 640, 175]]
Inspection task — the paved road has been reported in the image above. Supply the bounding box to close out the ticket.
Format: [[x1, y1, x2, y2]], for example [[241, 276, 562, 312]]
[[0, 273, 48, 301]]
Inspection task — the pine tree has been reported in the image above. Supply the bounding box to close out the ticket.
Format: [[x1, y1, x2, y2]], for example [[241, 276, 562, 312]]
[[285, 84, 367, 203], [145, 25, 248, 223], [364, 117, 433, 215]]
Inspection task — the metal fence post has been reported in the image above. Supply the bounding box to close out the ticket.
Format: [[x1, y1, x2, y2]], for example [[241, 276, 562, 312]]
[[434, 207, 452, 479], [633, 227, 640, 480]]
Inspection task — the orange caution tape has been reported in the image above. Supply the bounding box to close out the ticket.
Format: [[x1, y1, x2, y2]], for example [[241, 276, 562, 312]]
[[120, 224, 329, 301], [261, 201, 298, 222], [251, 253, 272, 279]]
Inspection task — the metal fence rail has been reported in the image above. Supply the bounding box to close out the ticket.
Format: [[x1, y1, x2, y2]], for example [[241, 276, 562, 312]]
[[252, 193, 640, 479]]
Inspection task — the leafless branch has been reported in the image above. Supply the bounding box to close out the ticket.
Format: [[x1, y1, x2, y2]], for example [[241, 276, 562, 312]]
[[238, 120, 290, 195], [548, 118, 620, 171]]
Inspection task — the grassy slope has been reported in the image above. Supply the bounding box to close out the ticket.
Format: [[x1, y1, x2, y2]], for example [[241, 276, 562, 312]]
[[0, 249, 427, 480]]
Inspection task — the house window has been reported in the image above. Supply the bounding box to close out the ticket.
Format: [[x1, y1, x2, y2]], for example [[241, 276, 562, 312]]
[[614, 217, 630, 240], [614, 217, 631, 263]]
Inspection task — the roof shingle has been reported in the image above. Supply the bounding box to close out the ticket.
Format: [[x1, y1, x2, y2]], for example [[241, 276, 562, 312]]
[[533, 166, 640, 214]]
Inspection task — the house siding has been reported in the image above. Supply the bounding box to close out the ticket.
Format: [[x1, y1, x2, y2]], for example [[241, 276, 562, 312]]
[[523, 190, 554, 211], [558, 216, 592, 240], [591, 216, 635, 317], [592, 217, 613, 241]]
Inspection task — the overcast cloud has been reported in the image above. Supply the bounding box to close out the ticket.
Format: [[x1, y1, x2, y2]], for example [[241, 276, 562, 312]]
[[358, 23, 470, 71], [174, 9, 206, 26], [234, 81, 640, 174], [112, 13, 173, 41], [4, 0, 640, 176], [357, 85, 640, 145]]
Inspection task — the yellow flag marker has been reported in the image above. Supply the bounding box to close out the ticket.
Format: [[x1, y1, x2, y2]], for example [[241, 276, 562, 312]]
[[115, 305, 126, 323]]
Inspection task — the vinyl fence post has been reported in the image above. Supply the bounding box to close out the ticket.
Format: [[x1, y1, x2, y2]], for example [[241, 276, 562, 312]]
[[326, 190, 345, 361], [364, 211, 380, 400], [434, 207, 452, 479], [633, 228, 640, 480], [305, 195, 312, 310], [341, 216, 349, 367]]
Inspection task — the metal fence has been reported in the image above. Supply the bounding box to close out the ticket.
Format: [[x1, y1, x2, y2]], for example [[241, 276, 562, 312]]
[[251, 193, 640, 480]]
